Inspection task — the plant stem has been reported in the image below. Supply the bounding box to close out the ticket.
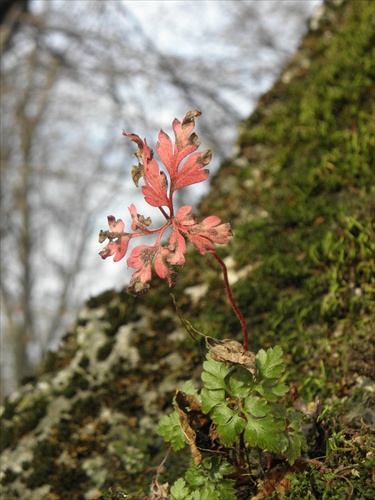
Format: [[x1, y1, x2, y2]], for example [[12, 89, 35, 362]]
[[150, 444, 172, 495], [213, 252, 249, 350], [159, 206, 169, 219]]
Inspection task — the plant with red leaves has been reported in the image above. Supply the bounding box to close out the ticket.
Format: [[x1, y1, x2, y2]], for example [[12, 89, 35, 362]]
[[99, 110, 248, 349], [99, 112, 307, 497]]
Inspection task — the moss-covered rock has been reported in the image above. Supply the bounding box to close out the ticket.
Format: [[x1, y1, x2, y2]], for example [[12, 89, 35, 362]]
[[1, 0, 374, 498]]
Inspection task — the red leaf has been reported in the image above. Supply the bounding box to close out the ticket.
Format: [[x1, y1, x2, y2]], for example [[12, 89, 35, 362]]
[[122, 132, 153, 165], [107, 215, 125, 232], [141, 158, 169, 207], [129, 204, 152, 231], [100, 112, 233, 295], [155, 110, 210, 194], [156, 129, 175, 175], [172, 110, 202, 167], [168, 225, 187, 266], [175, 205, 195, 224], [126, 245, 156, 295], [127, 270, 152, 296], [181, 215, 232, 255], [99, 236, 130, 262], [127, 245, 155, 270], [99, 216, 130, 262], [154, 247, 178, 287], [171, 151, 210, 191]]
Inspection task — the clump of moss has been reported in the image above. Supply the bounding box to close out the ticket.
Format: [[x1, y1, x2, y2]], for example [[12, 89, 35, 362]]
[[23, 437, 63, 488], [69, 395, 101, 427], [1, 468, 18, 485], [1, 396, 49, 452], [97, 339, 116, 361], [194, 0, 374, 384]]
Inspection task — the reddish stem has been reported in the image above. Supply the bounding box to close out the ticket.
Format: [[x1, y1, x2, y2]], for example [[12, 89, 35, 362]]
[[159, 206, 170, 219], [213, 252, 249, 350]]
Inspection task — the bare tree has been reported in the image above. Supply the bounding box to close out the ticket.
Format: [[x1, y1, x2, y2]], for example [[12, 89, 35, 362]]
[[0, 0, 321, 396]]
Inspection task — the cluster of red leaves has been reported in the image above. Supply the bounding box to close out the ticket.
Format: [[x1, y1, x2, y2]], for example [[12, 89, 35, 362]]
[[99, 110, 232, 295]]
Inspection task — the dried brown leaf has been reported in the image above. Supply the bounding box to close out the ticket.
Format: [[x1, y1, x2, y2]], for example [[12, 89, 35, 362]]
[[205, 338, 257, 378], [175, 390, 203, 465]]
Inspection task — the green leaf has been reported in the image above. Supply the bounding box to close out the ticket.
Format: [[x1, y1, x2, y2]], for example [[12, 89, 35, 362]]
[[256, 378, 289, 402], [243, 413, 286, 452], [191, 489, 217, 500], [187, 457, 236, 499], [185, 467, 206, 488], [170, 478, 190, 500], [157, 411, 186, 451], [179, 380, 200, 400], [243, 395, 270, 417], [283, 411, 306, 464], [284, 433, 304, 465], [213, 406, 246, 446], [201, 387, 226, 414], [227, 367, 255, 398], [256, 345, 285, 379], [201, 353, 232, 391]]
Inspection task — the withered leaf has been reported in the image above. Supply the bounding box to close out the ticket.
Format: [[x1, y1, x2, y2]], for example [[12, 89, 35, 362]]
[[175, 390, 210, 465], [138, 214, 152, 227], [205, 337, 257, 378], [131, 163, 144, 187]]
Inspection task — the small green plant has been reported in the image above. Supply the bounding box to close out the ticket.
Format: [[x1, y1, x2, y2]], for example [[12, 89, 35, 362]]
[[99, 111, 307, 498]]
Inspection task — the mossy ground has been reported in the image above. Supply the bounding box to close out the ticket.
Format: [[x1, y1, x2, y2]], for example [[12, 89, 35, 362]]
[[1, 1, 374, 498]]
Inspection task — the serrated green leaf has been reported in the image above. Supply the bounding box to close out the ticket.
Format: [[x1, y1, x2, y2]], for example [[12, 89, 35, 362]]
[[211, 403, 237, 424], [227, 367, 255, 398], [185, 468, 206, 488], [212, 406, 246, 446], [201, 387, 226, 414], [272, 381, 289, 396], [244, 414, 286, 452], [183, 457, 236, 500], [256, 378, 289, 402], [201, 456, 235, 478], [186, 456, 235, 484], [191, 489, 217, 500], [283, 410, 306, 464], [201, 353, 232, 391], [179, 380, 200, 400], [157, 411, 186, 451], [170, 478, 190, 500], [283, 433, 304, 465], [256, 345, 285, 379], [243, 395, 270, 417], [269, 402, 287, 419]]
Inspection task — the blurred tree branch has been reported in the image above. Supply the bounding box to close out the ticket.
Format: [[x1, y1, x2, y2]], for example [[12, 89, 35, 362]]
[[0, 0, 29, 53]]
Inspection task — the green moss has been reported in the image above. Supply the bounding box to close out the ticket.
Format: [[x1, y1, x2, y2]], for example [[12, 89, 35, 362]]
[[284, 394, 375, 499], [1, 396, 49, 452], [1, 468, 18, 485], [78, 354, 90, 370], [86, 289, 118, 309], [103, 301, 140, 337], [97, 339, 116, 361], [24, 438, 63, 488], [70, 395, 101, 424], [53, 464, 88, 497]]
